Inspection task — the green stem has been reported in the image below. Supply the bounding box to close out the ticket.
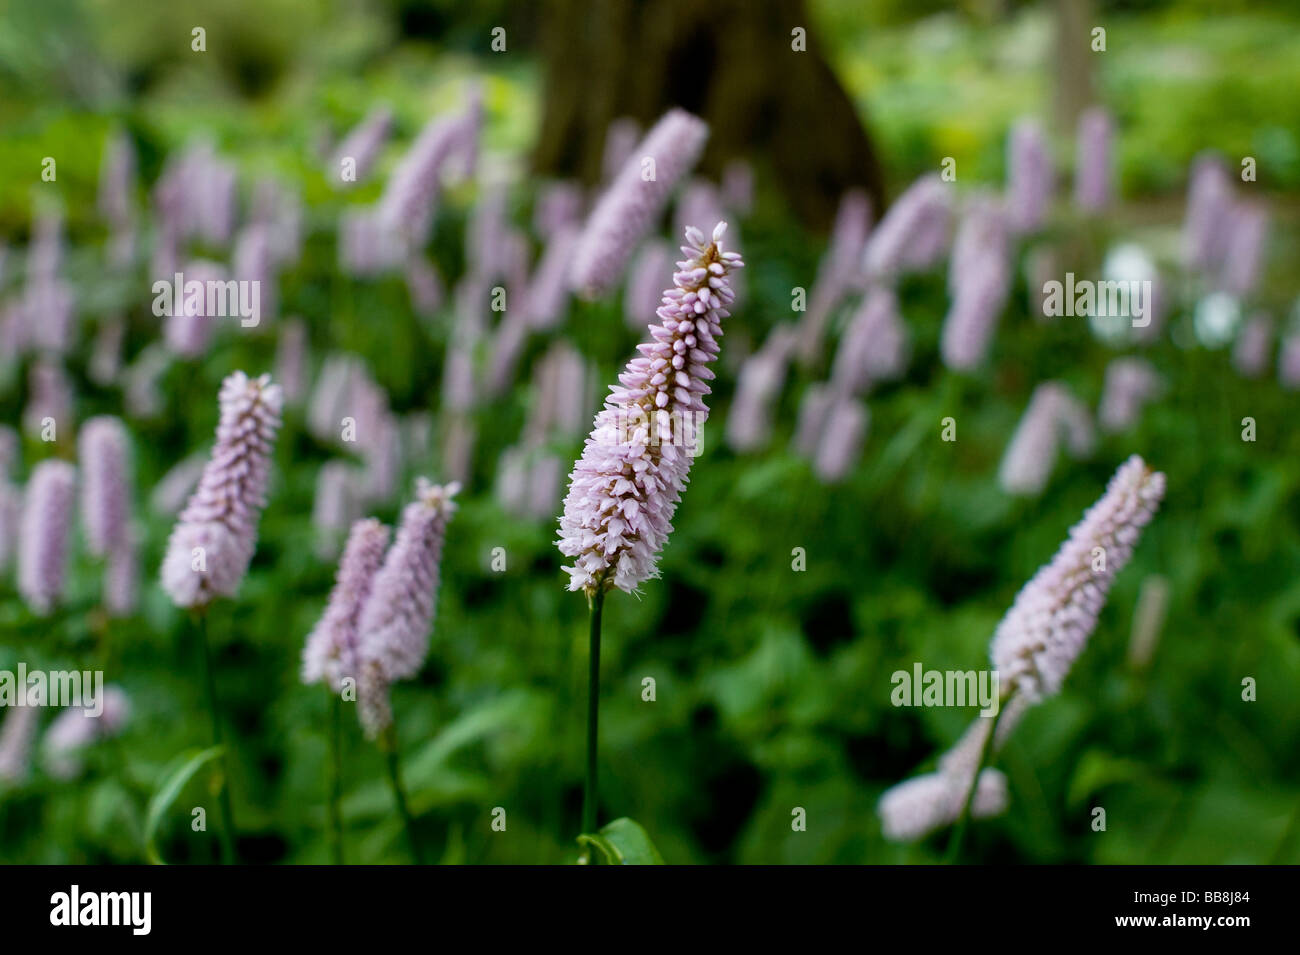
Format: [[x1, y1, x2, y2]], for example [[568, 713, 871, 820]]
[[328, 691, 345, 865], [944, 699, 1008, 865], [583, 587, 606, 837], [196, 612, 237, 865], [381, 724, 424, 864]]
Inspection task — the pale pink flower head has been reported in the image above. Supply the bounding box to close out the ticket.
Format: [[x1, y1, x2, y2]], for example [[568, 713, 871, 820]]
[[42, 686, 131, 779], [23, 360, 73, 440], [862, 174, 952, 280], [331, 105, 393, 188], [1219, 201, 1268, 299], [465, 183, 510, 282], [338, 206, 405, 276], [570, 109, 709, 298], [232, 225, 277, 324], [792, 382, 836, 459], [379, 113, 468, 244], [1005, 118, 1054, 234], [1232, 312, 1272, 379], [1098, 358, 1162, 434], [557, 222, 743, 595], [878, 768, 1009, 843], [942, 196, 1011, 371], [726, 328, 797, 453], [812, 397, 869, 484], [796, 189, 872, 365], [28, 203, 64, 283], [1074, 106, 1114, 212], [990, 455, 1165, 703], [273, 317, 309, 404], [880, 460, 1163, 843], [303, 518, 391, 693], [0, 693, 42, 783], [23, 274, 76, 355], [18, 459, 77, 615], [405, 256, 445, 318], [160, 372, 283, 609], [875, 701, 1029, 843], [825, 189, 873, 283], [830, 285, 909, 395], [89, 315, 126, 386], [537, 342, 592, 439], [999, 382, 1094, 497], [1183, 153, 1232, 272], [78, 416, 132, 558], [525, 226, 578, 330], [356, 479, 460, 737]]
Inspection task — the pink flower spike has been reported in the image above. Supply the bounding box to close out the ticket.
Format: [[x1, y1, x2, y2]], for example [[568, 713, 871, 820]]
[[991, 455, 1166, 702], [569, 109, 709, 298], [160, 372, 283, 609], [355, 479, 460, 737], [558, 224, 743, 596], [303, 518, 391, 694], [78, 416, 132, 558], [18, 459, 77, 616]]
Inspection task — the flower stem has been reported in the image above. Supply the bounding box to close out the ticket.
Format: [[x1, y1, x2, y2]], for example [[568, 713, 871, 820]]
[[944, 700, 1008, 865], [196, 612, 237, 865], [328, 691, 345, 865], [381, 724, 424, 864], [583, 588, 606, 837]]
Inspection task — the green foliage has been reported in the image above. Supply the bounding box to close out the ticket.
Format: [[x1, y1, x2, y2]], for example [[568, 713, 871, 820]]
[[144, 745, 225, 864], [578, 817, 666, 865]]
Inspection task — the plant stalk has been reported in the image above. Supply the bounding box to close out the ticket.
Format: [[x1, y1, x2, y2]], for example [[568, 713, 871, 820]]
[[583, 587, 606, 837], [328, 691, 345, 865], [196, 611, 237, 865], [381, 724, 424, 864], [944, 698, 1008, 865]]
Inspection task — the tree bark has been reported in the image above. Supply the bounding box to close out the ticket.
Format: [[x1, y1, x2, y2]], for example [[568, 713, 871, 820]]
[[532, 0, 885, 230]]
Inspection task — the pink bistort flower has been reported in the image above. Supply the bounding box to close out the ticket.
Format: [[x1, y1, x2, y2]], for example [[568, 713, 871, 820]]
[[558, 222, 743, 595], [160, 372, 283, 609], [355, 480, 459, 736]]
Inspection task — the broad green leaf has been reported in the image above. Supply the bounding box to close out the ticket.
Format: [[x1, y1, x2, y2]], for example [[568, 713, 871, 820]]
[[578, 817, 665, 865], [144, 746, 225, 865]]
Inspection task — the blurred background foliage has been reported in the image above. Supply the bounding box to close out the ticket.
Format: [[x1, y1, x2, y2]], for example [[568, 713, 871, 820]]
[[1, 0, 1298, 864]]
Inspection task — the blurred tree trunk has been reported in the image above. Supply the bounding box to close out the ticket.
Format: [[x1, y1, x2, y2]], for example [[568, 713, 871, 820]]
[[532, 0, 885, 229], [1054, 0, 1095, 133]]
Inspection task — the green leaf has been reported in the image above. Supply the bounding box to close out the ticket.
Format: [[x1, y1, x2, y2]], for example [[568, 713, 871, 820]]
[[1066, 748, 1148, 810], [577, 817, 665, 865], [144, 746, 225, 865]]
